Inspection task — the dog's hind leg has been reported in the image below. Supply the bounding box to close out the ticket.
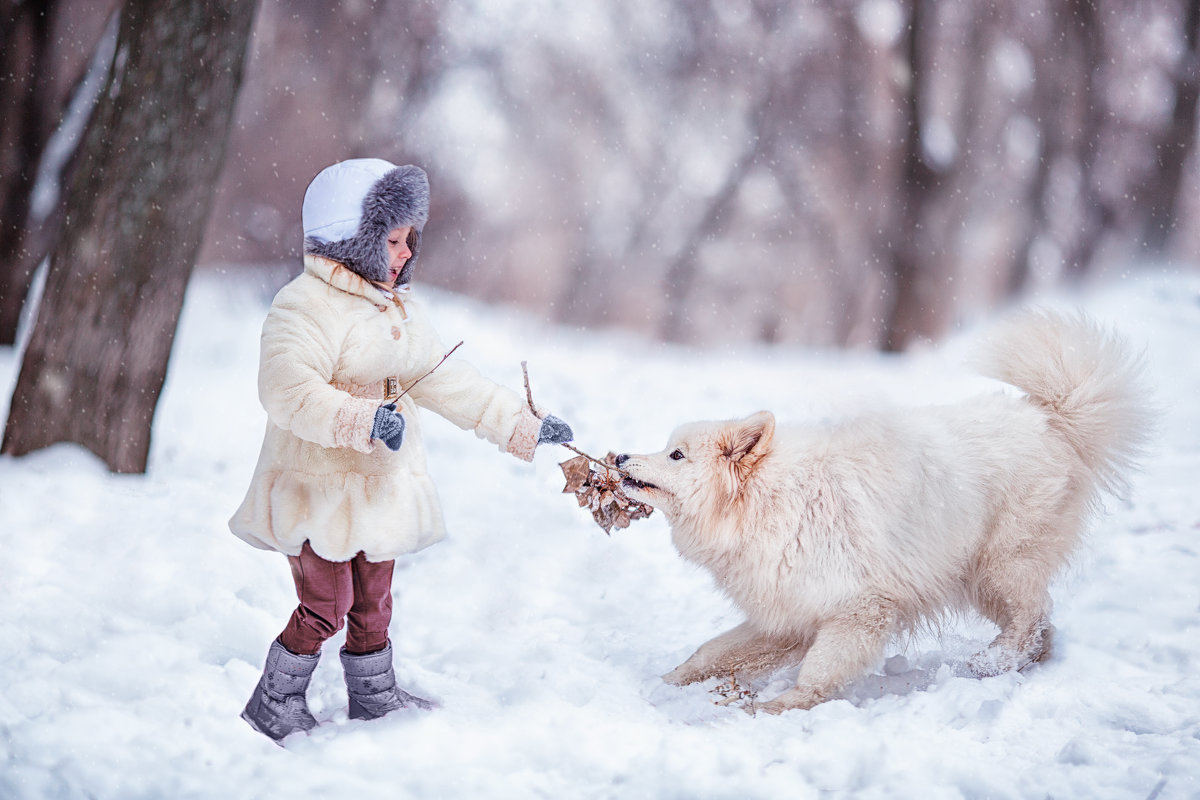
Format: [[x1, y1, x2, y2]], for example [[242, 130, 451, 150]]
[[967, 489, 1083, 677], [968, 570, 1054, 677], [664, 621, 809, 686], [753, 598, 896, 715], [968, 519, 1062, 677]]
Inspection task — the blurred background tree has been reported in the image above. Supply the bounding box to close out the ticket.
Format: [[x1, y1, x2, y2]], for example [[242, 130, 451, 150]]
[[202, 0, 1196, 348], [0, 0, 120, 344], [1, 0, 257, 472], [1, 0, 1197, 468]]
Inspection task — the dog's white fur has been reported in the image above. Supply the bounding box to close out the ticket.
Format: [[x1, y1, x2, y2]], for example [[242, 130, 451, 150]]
[[618, 311, 1151, 714]]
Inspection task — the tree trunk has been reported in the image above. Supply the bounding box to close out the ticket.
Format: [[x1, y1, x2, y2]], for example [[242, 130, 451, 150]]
[[882, 0, 940, 353], [1139, 0, 1200, 253], [1060, 0, 1110, 280], [2, 0, 258, 473], [0, 0, 60, 345]]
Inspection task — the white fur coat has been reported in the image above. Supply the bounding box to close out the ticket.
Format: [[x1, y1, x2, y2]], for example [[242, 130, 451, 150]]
[[229, 255, 541, 562]]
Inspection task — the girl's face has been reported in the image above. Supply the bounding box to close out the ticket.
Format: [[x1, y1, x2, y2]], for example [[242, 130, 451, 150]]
[[384, 226, 413, 287]]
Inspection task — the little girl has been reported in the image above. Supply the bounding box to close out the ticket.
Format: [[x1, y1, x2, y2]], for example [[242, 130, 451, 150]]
[[230, 158, 573, 741]]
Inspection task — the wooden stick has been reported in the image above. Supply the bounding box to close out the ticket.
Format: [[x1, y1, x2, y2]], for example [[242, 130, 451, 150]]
[[521, 360, 540, 419], [559, 443, 621, 472], [394, 341, 463, 400], [521, 361, 631, 477]]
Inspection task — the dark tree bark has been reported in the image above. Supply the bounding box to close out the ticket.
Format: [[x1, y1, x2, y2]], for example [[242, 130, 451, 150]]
[[0, 0, 61, 344], [1061, 0, 1110, 280], [2, 0, 258, 473], [0, 0, 121, 345], [1140, 0, 1200, 253], [882, 0, 941, 353]]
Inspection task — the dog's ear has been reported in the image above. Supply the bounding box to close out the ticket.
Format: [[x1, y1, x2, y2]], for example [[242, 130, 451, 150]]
[[720, 411, 775, 494]]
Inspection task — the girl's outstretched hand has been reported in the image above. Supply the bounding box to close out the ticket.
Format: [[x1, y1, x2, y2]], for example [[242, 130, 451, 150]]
[[537, 415, 574, 446]]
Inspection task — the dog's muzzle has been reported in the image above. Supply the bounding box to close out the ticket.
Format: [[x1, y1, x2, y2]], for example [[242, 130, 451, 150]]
[[615, 454, 657, 491]]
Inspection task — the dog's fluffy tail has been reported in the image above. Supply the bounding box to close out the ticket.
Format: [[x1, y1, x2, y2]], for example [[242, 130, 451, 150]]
[[974, 309, 1153, 498]]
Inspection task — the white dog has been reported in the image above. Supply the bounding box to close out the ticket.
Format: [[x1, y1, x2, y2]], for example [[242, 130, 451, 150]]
[[617, 311, 1151, 714]]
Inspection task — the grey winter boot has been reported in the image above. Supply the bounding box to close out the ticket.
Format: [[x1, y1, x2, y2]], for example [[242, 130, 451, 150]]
[[340, 644, 436, 720], [241, 639, 321, 741]]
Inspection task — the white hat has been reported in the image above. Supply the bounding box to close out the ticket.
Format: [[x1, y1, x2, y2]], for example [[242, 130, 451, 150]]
[[302, 158, 398, 243], [301, 158, 430, 285]]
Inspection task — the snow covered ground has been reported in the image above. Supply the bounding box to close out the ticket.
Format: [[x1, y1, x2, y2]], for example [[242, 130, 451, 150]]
[[1, 265, 1197, 799]]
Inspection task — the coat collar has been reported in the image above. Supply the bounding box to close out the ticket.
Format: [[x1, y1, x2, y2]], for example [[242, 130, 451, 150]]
[[304, 254, 408, 317]]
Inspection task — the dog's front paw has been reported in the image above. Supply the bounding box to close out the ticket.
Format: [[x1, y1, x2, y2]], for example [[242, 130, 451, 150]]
[[749, 698, 792, 716], [663, 665, 705, 686], [748, 687, 825, 716]]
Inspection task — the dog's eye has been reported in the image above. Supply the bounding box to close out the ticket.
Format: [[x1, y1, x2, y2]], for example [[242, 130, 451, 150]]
[[669, 449, 685, 461]]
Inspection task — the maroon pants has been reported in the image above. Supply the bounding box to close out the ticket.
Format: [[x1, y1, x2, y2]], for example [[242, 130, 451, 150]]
[[278, 542, 395, 656]]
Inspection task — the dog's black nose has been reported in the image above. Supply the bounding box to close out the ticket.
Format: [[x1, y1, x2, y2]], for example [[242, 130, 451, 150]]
[[615, 454, 629, 468]]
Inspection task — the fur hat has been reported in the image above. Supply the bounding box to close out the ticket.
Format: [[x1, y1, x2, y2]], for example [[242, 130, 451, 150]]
[[302, 158, 430, 286]]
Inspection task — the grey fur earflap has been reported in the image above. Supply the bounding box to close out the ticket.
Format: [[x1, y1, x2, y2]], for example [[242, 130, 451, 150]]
[[304, 164, 430, 285]]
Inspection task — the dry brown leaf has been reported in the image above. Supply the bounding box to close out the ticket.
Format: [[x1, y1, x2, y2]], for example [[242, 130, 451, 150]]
[[560, 455, 591, 494], [559, 452, 655, 535]]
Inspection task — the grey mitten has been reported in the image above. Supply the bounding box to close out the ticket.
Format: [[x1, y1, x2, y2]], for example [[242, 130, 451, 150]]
[[537, 414, 574, 446], [371, 403, 406, 451]]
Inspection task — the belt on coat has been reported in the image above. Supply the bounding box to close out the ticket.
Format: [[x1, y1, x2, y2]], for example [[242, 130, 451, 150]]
[[331, 377, 404, 401]]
